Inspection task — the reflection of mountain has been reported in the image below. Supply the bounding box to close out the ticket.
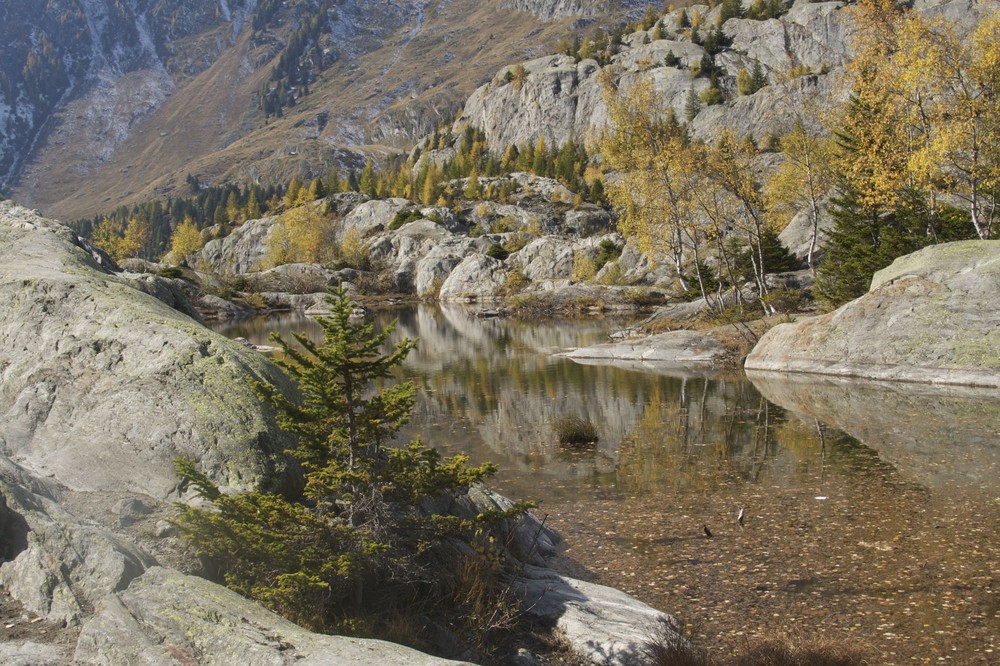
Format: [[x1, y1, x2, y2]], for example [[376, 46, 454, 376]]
[[747, 371, 1000, 489]]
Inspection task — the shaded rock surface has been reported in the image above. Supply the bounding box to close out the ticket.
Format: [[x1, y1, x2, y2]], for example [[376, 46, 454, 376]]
[[745, 240, 1000, 386], [75, 567, 470, 666]]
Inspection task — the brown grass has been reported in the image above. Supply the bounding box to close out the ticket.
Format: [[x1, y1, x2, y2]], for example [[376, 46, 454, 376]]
[[645, 628, 871, 666], [553, 417, 598, 446]]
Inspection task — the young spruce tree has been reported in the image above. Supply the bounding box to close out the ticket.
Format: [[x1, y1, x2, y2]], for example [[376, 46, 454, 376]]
[[174, 286, 527, 635]]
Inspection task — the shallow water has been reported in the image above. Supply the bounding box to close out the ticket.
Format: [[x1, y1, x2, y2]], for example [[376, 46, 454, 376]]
[[214, 305, 1000, 663]]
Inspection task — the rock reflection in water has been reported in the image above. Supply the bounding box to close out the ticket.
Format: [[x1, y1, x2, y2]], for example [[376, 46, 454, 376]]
[[747, 370, 1000, 489]]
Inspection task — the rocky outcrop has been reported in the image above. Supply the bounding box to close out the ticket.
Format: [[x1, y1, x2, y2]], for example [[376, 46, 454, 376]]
[[745, 240, 1000, 386], [438, 255, 509, 302], [74, 567, 470, 666], [501, 0, 596, 21], [778, 200, 834, 263], [516, 565, 679, 666], [456, 1, 860, 150], [0, 201, 295, 498], [199, 215, 279, 276], [0, 475, 156, 625]]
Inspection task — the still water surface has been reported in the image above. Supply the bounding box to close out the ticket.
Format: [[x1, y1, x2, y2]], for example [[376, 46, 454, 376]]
[[213, 305, 1000, 663]]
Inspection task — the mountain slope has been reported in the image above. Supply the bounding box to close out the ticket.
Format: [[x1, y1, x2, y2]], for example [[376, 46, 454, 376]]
[[4, 0, 644, 221]]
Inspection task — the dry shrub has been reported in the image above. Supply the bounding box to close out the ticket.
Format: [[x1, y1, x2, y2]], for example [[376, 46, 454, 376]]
[[731, 631, 871, 666], [644, 627, 871, 666], [644, 631, 713, 666]]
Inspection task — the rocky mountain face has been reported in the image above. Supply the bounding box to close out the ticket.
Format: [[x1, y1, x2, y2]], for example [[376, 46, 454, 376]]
[[0, 0, 249, 190], [452, 0, 987, 152], [454, 0, 853, 152], [3, 0, 638, 221]]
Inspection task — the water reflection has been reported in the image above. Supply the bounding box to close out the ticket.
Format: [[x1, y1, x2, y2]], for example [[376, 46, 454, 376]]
[[747, 370, 1000, 489], [213, 305, 919, 504]]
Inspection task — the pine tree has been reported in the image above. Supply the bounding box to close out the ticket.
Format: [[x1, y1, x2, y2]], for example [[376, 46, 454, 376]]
[[684, 86, 700, 122]]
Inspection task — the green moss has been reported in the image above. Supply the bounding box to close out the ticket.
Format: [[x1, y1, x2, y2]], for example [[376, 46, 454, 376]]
[[951, 329, 1000, 368]]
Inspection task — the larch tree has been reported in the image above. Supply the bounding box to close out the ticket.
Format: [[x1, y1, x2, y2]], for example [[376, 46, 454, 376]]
[[121, 217, 152, 261], [765, 119, 835, 273], [91, 217, 125, 262], [599, 77, 704, 295], [168, 217, 204, 265]]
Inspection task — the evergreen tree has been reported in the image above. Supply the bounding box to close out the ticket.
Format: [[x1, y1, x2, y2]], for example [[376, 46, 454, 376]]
[[684, 86, 701, 122], [246, 189, 263, 220], [815, 186, 928, 306], [174, 287, 527, 632]]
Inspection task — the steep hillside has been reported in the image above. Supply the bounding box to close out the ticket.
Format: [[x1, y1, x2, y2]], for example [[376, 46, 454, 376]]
[[3, 0, 647, 221]]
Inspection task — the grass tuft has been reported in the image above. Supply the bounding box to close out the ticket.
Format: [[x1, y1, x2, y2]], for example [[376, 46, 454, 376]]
[[553, 417, 598, 446]]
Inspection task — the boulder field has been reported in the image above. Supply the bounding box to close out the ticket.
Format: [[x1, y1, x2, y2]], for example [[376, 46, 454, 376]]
[[745, 240, 1000, 387], [0, 201, 680, 664]]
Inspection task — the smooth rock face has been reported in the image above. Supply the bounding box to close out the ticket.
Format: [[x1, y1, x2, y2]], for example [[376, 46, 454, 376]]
[[745, 240, 1000, 386], [0, 202, 295, 497], [74, 567, 471, 666], [561, 330, 728, 367]]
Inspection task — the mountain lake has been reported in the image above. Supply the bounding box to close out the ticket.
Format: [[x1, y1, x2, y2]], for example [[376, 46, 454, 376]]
[[214, 305, 1000, 664]]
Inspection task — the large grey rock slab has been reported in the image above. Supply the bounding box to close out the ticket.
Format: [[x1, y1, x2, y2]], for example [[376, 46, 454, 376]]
[[514, 565, 680, 666], [0, 472, 156, 624], [559, 330, 727, 368], [74, 567, 470, 666], [746, 240, 1000, 386], [0, 202, 295, 497]]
